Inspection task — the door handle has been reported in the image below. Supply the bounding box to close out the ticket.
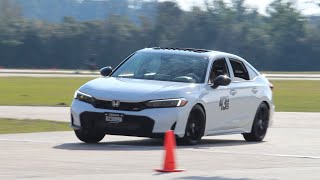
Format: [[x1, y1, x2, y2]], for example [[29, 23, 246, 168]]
[[230, 89, 237, 96], [252, 87, 258, 94]]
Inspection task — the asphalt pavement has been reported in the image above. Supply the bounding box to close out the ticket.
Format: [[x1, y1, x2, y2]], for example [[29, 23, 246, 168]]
[[0, 106, 69, 122], [0, 107, 320, 179]]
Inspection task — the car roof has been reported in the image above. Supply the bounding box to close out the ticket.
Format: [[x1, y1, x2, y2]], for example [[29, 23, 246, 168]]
[[139, 47, 246, 62]]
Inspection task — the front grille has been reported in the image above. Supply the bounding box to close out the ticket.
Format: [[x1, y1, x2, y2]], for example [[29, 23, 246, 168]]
[[80, 112, 155, 137], [92, 99, 146, 111]]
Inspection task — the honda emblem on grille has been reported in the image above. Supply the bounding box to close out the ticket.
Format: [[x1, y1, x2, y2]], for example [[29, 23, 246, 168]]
[[112, 100, 120, 108]]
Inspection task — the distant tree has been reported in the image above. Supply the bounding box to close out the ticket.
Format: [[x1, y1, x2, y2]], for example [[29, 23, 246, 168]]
[[153, 1, 183, 46], [0, 0, 319, 70], [266, 0, 306, 70]]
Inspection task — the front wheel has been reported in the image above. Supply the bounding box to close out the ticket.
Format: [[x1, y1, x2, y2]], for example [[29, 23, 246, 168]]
[[243, 102, 270, 142], [74, 127, 105, 143], [178, 105, 206, 145]]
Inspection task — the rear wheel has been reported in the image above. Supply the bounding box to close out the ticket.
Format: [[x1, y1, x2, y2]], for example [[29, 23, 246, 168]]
[[243, 103, 269, 142], [179, 105, 205, 145], [74, 127, 105, 143]]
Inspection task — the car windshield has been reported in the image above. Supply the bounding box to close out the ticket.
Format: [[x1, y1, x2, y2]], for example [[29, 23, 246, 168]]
[[112, 52, 209, 83]]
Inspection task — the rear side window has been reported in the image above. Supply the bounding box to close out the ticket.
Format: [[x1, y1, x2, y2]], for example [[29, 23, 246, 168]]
[[246, 63, 260, 80], [230, 59, 250, 81]]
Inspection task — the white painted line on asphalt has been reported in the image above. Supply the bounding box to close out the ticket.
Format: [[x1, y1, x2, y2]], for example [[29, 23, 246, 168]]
[[260, 153, 320, 159], [0, 69, 99, 74], [1, 71, 320, 80], [264, 74, 320, 78], [1, 69, 319, 77], [268, 78, 320, 80], [183, 149, 320, 160], [0, 73, 99, 77]]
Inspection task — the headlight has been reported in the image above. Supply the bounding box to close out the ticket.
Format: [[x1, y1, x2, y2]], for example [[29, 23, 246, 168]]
[[74, 91, 94, 104], [145, 98, 188, 108]]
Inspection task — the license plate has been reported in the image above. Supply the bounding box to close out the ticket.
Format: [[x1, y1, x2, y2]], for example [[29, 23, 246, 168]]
[[105, 113, 123, 123]]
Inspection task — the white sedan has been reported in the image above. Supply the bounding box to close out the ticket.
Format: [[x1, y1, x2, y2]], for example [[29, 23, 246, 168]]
[[71, 47, 274, 145]]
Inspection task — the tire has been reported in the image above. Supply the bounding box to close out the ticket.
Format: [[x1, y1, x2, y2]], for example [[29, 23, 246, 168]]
[[243, 102, 270, 142], [74, 127, 105, 143], [179, 105, 206, 145]]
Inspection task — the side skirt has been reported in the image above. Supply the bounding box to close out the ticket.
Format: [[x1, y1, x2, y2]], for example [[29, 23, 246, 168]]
[[204, 128, 249, 136]]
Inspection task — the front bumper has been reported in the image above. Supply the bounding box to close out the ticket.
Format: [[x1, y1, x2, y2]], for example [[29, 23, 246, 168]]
[[78, 111, 162, 137], [70, 100, 190, 138]]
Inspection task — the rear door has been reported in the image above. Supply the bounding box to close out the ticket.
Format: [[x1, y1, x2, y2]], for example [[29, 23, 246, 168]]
[[226, 58, 257, 129]]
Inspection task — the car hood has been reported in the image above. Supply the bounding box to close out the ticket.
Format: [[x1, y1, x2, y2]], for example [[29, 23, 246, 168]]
[[79, 77, 201, 102]]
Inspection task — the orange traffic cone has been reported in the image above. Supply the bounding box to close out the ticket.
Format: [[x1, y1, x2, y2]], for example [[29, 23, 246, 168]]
[[155, 130, 185, 172]]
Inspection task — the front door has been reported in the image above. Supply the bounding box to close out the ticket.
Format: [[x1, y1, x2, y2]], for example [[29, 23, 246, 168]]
[[204, 58, 234, 132]]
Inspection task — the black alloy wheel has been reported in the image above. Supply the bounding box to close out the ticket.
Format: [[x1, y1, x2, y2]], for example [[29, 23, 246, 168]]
[[179, 105, 206, 145], [243, 102, 270, 142]]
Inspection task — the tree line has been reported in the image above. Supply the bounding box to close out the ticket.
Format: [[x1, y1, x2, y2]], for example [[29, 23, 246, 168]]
[[0, 0, 319, 71]]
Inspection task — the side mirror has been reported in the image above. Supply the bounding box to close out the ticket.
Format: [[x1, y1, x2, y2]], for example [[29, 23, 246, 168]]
[[211, 75, 231, 89], [100, 66, 113, 77]]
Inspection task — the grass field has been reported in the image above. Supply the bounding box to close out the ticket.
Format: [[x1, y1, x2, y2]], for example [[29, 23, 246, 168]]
[[0, 77, 319, 112], [0, 77, 93, 106], [271, 80, 320, 112], [0, 118, 71, 134]]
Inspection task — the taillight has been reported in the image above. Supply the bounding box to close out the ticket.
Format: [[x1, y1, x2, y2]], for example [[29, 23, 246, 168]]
[[269, 83, 274, 91]]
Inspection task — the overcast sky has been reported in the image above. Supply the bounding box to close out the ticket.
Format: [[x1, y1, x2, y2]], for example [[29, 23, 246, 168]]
[[164, 0, 320, 15]]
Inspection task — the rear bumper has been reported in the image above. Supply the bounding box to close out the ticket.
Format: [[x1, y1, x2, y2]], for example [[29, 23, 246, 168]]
[[269, 103, 275, 127]]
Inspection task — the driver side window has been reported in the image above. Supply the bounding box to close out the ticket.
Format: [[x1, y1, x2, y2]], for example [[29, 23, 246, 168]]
[[209, 58, 230, 83]]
